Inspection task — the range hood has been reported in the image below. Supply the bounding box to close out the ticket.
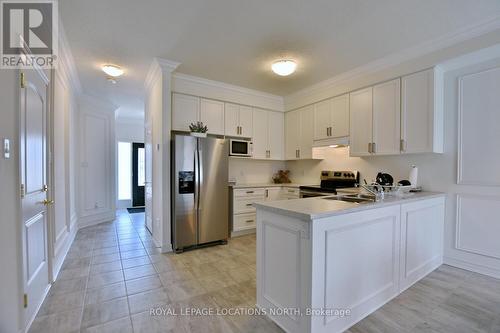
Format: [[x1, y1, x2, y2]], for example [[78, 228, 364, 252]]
[[312, 136, 349, 148]]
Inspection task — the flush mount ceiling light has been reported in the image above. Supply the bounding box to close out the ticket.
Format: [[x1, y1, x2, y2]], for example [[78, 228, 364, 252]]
[[271, 59, 297, 76], [101, 64, 124, 77]]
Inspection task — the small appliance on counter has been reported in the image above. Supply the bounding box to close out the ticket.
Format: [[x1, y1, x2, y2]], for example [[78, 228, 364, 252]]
[[299, 170, 359, 198]]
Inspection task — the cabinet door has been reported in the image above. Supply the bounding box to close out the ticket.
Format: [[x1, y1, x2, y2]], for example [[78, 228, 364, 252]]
[[349, 88, 373, 157], [239, 105, 253, 138], [266, 188, 281, 201], [224, 103, 240, 137], [252, 108, 268, 159], [268, 111, 284, 160], [200, 98, 224, 135], [313, 99, 332, 140], [330, 94, 349, 138], [401, 69, 435, 153], [285, 109, 300, 160], [372, 79, 401, 155], [299, 105, 314, 159], [172, 93, 200, 131]]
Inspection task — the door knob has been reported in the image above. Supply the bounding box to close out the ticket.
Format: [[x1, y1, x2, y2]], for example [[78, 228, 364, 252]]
[[42, 199, 54, 206]]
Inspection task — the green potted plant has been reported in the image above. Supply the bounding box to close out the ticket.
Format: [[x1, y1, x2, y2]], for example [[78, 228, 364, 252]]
[[189, 121, 208, 138]]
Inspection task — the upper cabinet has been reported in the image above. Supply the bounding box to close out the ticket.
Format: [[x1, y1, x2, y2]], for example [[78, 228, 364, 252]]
[[350, 79, 401, 157], [172, 93, 200, 132], [172, 93, 224, 135], [200, 98, 225, 135], [253, 109, 284, 160], [349, 87, 373, 156], [313, 94, 349, 142], [401, 68, 443, 154], [285, 105, 317, 160], [225, 103, 253, 138], [372, 79, 401, 155]]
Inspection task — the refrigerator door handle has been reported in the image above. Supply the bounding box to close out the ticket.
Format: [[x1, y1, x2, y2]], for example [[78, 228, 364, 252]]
[[197, 148, 203, 211]]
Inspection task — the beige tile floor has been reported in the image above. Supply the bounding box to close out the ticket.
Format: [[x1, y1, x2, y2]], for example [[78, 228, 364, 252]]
[[29, 210, 500, 333]]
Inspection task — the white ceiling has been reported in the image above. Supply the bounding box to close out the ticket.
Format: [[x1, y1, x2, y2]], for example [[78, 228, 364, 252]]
[[60, 0, 500, 119]]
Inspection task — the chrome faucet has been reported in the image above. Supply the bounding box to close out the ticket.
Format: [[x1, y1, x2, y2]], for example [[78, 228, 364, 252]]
[[361, 183, 384, 202]]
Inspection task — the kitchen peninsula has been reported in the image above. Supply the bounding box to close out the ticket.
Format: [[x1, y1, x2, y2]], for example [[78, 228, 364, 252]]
[[254, 192, 445, 333]]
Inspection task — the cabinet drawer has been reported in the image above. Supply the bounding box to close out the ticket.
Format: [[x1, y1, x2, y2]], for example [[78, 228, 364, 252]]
[[282, 187, 299, 196], [233, 213, 256, 231], [234, 188, 266, 198], [234, 197, 265, 214]]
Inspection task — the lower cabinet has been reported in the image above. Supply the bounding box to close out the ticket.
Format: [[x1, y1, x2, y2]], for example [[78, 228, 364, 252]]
[[231, 186, 300, 236]]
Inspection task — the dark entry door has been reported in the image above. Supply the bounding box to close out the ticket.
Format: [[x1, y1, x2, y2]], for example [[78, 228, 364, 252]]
[[132, 143, 145, 206]]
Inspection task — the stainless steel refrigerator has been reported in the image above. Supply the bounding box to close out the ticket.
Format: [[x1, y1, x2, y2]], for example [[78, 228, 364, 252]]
[[171, 134, 229, 252]]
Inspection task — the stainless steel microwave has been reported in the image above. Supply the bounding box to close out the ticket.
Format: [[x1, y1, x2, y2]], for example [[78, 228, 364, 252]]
[[229, 139, 253, 157]]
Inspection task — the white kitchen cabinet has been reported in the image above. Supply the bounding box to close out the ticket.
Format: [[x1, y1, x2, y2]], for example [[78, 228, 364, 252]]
[[225, 103, 253, 138], [313, 94, 349, 141], [349, 87, 373, 156], [372, 79, 401, 155], [268, 111, 284, 160], [200, 98, 224, 135], [252, 108, 284, 160], [286, 105, 316, 160], [313, 99, 332, 140], [172, 93, 200, 132], [265, 187, 281, 201], [285, 109, 300, 160], [401, 68, 443, 154], [280, 187, 300, 199], [399, 197, 445, 291]]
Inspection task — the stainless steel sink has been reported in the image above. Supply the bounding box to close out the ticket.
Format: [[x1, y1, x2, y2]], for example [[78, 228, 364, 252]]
[[322, 194, 376, 204]]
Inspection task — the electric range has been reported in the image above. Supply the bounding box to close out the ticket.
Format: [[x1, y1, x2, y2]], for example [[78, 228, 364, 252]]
[[299, 170, 359, 198]]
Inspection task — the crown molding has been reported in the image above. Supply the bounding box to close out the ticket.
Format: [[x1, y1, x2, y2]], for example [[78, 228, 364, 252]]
[[144, 57, 181, 92], [172, 72, 285, 111], [285, 14, 500, 110], [58, 21, 83, 96]]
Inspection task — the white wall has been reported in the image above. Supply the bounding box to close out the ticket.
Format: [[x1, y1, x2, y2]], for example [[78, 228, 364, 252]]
[[77, 96, 117, 227], [0, 70, 23, 333], [229, 159, 286, 184]]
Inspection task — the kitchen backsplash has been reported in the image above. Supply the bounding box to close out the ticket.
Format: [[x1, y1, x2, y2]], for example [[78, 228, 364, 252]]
[[286, 146, 447, 189], [229, 158, 286, 184]]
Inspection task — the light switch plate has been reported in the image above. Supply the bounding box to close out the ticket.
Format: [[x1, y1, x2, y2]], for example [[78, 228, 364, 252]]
[[3, 138, 10, 159]]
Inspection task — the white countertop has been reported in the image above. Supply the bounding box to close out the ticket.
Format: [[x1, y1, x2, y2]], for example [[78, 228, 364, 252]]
[[229, 183, 315, 189], [253, 191, 445, 221]]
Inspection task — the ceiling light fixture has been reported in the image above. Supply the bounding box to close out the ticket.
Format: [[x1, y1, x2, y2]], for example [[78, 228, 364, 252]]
[[271, 59, 297, 76], [102, 64, 124, 77]]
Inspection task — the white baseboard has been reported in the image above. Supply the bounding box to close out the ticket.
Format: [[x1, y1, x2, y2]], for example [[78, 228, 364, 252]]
[[78, 212, 115, 228], [444, 256, 500, 279], [52, 223, 78, 280]]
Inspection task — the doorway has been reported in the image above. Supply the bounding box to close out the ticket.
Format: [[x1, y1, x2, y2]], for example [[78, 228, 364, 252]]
[[132, 142, 145, 207]]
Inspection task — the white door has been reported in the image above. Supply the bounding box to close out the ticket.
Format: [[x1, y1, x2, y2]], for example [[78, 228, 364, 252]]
[[330, 94, 350, 138], [268, 111, 284, 160], [224, 103, 240, 137], [285, 109, 300, 160], [401, 69, 434, 154], [252, 108, 268, 159], [239, 105, 253, 138], [172, 93, 199, 131], [20, 69, 50, 324], [299, 105, 314, 159], [372, 79, 401, 155], [200, 98, 224, 135], [349, 87, 373, 157], [313, 99, 331, 140]]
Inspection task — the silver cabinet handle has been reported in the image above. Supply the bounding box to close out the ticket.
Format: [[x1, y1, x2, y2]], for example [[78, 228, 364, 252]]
[[288, 189, 295, 193], [245, 220, 254, 223], [246, 190, 254, 194], [400, 139, 406, 152], [246, 203, 253, 207], [368, 143, 372, 153], [372, 142, 376, 153]]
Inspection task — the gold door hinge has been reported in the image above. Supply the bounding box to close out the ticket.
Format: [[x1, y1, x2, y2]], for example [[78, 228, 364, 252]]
[[20, 184, 25, 198], [23, 294, 28, 308], [20, 72, 26, 88]]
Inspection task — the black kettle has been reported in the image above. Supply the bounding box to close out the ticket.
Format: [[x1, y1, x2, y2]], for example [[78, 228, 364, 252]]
[[376, 172, 394, 186]]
